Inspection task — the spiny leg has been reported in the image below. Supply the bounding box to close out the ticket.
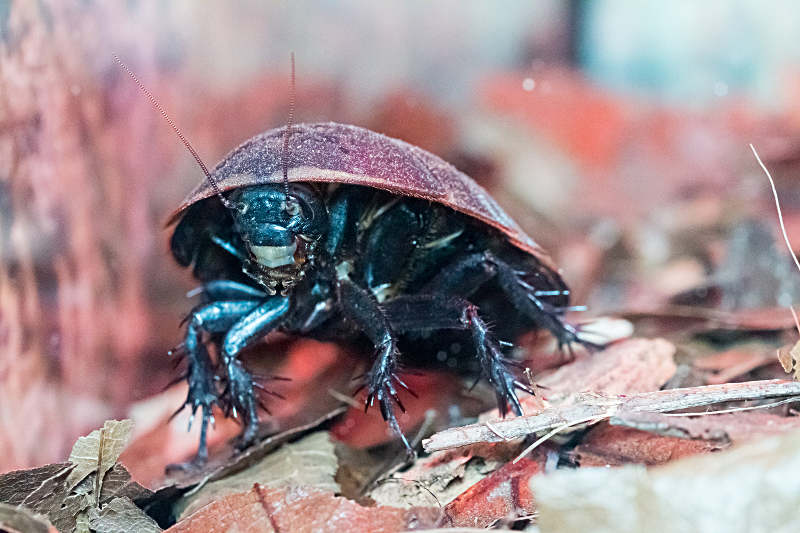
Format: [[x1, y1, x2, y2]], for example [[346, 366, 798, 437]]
[[424, 251, 593, 351], [337, 279, 412, 454], [384, 294, 533, 416], [490, 254, 594, 351], [172, 299, 261, 465], [219, 296, 291, 448]]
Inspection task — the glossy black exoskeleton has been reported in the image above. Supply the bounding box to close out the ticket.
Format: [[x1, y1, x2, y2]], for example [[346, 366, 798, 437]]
[[170, 173, 585, 462]]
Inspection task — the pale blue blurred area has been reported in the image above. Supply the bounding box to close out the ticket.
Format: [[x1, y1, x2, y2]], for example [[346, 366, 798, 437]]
[[124, 0, 800, 111], [580, 0, 800, 108], [154, 0, 567, 105]]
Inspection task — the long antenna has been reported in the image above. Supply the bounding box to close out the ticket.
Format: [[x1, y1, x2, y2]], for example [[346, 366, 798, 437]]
[[113, 54, 238, 211], [281, 52, 296, 209]]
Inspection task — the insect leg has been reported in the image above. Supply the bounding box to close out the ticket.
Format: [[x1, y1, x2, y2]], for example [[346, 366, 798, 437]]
[[423, 251, 594, 351], [174, 299, 261, 464], [336, 278, 413, 456], [490, 256, 595, 351], [384, 295, 532, 417], [220, 296, 291, 448], [189, 279, 268, 301]]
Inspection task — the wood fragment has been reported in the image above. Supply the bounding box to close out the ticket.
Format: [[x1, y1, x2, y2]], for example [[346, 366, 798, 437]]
[[423, 379, 800, 452]]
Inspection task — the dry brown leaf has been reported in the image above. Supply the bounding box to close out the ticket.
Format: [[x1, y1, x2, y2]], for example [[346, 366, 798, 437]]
[[694, 346, 777, 384], [536, 338, 677, 403], [777, 340, 800, 380], [0, 422, 146, 532], [0, 502, 58, 533], [98, 463, 153, 505], [167, 485, 441, 533], [444, 451, 546, 528], [611, 411, 800, 444], [176, 431, 339, 519], [88, 497, 162, 533], [574, 423, 723, 467], [67, 419, 134, 493], [0, 463, 73, 511], [534, 427, 800, 533], [369, 442, 521, 509]]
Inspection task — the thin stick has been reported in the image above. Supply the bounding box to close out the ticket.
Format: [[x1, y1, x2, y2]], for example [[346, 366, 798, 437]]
[[659, 396, 800, 417], [751, 143, 800, 274], [327, 388, 361, 409], [513, 415, 603, 464], [790, 305, 800, 336], [423, 379, 800, 452], [484, 420, 510, 440]]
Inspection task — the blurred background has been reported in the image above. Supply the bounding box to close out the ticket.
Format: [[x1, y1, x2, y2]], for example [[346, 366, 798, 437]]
[[4, 0, 800, 475]]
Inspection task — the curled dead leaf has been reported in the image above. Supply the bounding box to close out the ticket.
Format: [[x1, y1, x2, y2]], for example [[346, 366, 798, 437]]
[[777, 340, 800, 380], [67, 419, 134, 493]]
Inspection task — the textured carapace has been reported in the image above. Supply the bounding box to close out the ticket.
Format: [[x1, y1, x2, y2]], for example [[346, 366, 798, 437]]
[[168, 122, 556, 270]]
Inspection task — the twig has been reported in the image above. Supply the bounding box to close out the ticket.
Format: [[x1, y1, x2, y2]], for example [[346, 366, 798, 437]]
[[423, 379, 800, 452], [750, 143, 800, 275], [327, 388, 361, 409], [512, 415, 604, 464], [660, 396, 800, 416], [484, 420, 511, 440]]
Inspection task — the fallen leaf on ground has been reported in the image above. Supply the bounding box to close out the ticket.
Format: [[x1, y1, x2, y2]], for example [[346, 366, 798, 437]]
[[612, 410, 800, 442], [88, 497, 162, 533], [444, 450, 547, 528], [574, 423, 723, 467], [777, 340, 800, 380], [0, 421, 154, 532], [98, 463, 153, 505], [157, 406, 346, 492], [167, 485, 442, 533], [534, 427, 800, 533], [67, 419, 134, 493], [369, 442, 521, 509], [176, 431, 339, 519], [0, 502, 58, 533], [535, 338, 677, 404], [694, 346, 777, 384], [0, 463, 73, 512]]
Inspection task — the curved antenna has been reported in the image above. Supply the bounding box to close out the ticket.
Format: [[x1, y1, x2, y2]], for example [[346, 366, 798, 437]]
[[113, 54, 239, 212], [281, 52, 297, 213]]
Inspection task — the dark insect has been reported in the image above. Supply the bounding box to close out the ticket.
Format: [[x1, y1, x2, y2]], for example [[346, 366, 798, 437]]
[[118, 57, 592, 465]]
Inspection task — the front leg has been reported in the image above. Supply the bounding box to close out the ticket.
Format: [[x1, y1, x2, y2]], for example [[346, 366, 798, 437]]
[[220, 296, 291, 447], [174, 299, 261, 464], [337, 279, 412, 454]]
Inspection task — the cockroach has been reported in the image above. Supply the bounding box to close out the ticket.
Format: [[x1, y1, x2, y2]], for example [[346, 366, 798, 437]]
[[117, 55, 592, 464]]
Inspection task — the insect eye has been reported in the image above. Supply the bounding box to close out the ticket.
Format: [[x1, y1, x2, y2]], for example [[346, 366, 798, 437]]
[[284, 197, 302, 216]]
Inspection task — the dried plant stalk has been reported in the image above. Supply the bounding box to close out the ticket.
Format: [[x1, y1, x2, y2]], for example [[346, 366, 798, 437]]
[[423, 379, 800, 452]]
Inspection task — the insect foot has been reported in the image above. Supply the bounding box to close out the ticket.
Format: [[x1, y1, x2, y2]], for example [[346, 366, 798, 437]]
[[465, 306, 534, 418], [358, 341, 415, 458], [166, 343, 220, 470], [221, 359, 260, 450]]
